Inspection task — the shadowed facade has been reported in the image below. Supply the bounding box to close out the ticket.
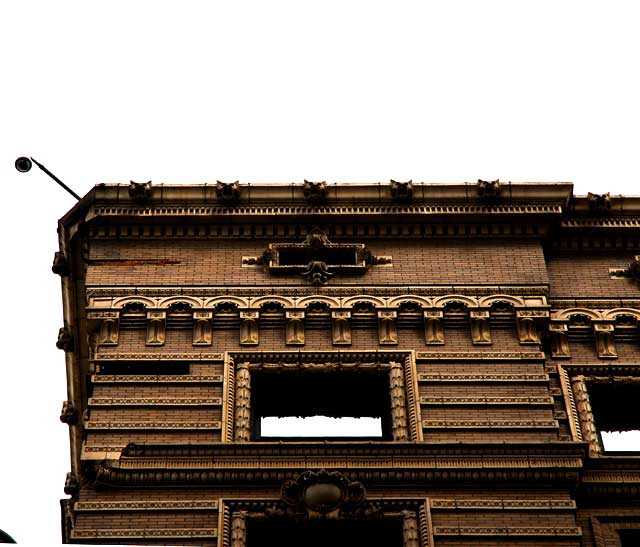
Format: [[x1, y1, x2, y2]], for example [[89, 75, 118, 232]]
[[57, 180, 640, 546]]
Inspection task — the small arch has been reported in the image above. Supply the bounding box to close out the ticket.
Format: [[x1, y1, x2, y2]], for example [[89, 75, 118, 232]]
[[252, 295, 294, 310], [342, 295, 386, 309], [432, 294, 478, 308], [387, 295, 432, 309], [478, 294, 525, 308], [203, 296, 248, 309], [158, 296, 204, 309], [113, 296, 157, 309], [553, 308, 603, 321], [602, 308, 640, 321], [297, 295, 341, 309]]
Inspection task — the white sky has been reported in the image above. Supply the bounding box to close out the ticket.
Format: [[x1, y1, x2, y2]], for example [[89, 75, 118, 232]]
[[1, 1, 640, 544]]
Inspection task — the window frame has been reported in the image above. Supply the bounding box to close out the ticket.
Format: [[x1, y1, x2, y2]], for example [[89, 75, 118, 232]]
[[560, 364, 640, 457]]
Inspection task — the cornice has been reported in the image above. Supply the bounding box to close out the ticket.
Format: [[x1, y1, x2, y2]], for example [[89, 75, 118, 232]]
[[86, 285, 550, 299]]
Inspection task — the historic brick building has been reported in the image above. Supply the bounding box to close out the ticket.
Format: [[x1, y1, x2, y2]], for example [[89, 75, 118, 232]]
[[57, 180, 640, 546]]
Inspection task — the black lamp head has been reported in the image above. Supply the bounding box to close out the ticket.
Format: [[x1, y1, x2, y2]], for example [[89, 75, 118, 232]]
[[15, 156, 33, 173]]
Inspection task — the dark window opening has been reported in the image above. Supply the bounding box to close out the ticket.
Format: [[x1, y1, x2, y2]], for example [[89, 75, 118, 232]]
[[590, 382, 640, 453], [247, 516, 402, 547], [251, 370, 392, 441], [97, 361, 190, 375], [619, 529, 640, 546], [277, 246, 358, 267]]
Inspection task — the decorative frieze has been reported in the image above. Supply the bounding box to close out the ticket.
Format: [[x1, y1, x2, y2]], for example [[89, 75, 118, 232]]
[[74, 500, 219, 511], [418, 373, 549, 383], [420, 396, 553, 405], [415, 351, 544, 361], [88, 397, 222, 406], [91, 374, 223, 383], [94, 352, 223, 361], [433, 526, 581, 537], [430, 499, 576, 510], [71, 529, 217, 540], [85, 421, 222, 430], [422, 419, 558, 429]]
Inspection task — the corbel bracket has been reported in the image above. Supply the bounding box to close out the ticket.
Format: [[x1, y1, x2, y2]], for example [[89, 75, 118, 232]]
[[146, 311, 166, 346]]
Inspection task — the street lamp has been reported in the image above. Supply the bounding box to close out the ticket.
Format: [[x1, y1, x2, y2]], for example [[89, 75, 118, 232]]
[[14, 156, 81, 200]]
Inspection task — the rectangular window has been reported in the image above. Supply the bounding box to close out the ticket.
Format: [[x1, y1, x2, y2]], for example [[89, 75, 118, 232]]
[[247, 516, 403, 547], [251, 370, 393, 441], [619, 529, 640, 546], [590, 382, 640, 453]]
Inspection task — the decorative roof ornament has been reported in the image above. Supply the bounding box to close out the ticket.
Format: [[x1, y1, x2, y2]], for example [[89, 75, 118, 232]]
[[280, 469, 366, 519], [587, 192, 611, 213], [303, 180, 328, 204], [215, 180, 240, 204], [128, 180, 153, 201], [390, 179, 413, 202], [477, 179, 501, 199]]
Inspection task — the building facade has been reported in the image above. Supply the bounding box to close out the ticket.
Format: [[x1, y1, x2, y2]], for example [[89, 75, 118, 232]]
[[57, 180, 640, 546]]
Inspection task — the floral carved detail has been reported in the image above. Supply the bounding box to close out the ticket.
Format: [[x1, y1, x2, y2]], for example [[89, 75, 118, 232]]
[[301, 261, 333, 286], [280, 469, 366, 519], [303, 180, 328, 204], [216, 180, 240, 204]]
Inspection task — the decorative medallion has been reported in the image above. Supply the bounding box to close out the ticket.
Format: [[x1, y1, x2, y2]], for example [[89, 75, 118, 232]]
[[280, 469, 366, 519]]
